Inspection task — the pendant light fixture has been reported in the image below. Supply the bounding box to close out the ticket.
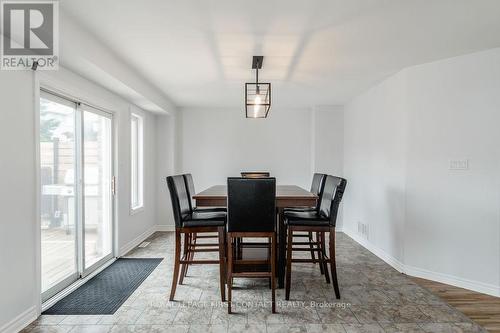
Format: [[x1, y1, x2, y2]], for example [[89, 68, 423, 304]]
[[245, 56, 271, 118]]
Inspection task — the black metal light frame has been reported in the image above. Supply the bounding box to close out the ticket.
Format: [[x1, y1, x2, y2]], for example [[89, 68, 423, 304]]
[[245, 56, 271, 118]]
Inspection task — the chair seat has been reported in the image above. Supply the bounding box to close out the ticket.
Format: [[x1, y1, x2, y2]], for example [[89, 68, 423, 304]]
[[182, 211, 226, 227], [194, 207, 227, 213], [284, 210, 329, 226], [283, 207, 315, 213], [183, 220, 225, 227]]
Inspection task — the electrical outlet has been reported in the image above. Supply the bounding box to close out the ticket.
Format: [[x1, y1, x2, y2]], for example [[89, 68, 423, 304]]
[[450, 159, 469, 170]]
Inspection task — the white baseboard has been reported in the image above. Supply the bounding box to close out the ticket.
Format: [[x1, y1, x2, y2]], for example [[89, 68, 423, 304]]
[[341, 228, 500, 297], [0, 305, 37, 333], [119, 224, 175, 257], [119, 225, 157, 256], [343, 228, 405, 272], [155, 224, 175, 232], [404, 264, 500, 297]]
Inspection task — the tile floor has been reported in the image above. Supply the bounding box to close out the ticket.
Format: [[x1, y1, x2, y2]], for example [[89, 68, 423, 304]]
[[23, 232, 487, 333]]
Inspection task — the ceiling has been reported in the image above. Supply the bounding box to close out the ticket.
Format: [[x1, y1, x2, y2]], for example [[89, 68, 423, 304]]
[[61, 0, 500, 109]]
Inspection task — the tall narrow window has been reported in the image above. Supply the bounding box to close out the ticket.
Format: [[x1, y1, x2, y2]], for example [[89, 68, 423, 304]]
[[130, 113, 144, 212]]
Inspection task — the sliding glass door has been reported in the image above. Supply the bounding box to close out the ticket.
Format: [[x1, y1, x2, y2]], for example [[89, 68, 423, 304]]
[[82, 108, 113, 274], [40, 93, 79, 298], [40, 91, 114, 301]]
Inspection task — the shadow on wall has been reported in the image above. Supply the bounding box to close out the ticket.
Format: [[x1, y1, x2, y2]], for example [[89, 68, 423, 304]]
[[385, 187, 406, 263]]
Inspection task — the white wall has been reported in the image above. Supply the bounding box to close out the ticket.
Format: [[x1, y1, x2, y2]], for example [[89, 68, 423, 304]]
[[179, 107, 314, 192], [404, 49, 500, 292], [344, 72, 408, 263], [118, 106, 159, 256], [0, 71, 38, 333], [312, 106, 345, 227], [343, 48, 500, 296], [155, 114, 177, 228], [0, 67, 161, 332], [312, 106, 344, 176]]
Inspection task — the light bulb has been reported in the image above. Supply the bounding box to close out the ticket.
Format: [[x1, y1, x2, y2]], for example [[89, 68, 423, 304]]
[[254, 94, 261, 105], [253, 94, 262, 117]]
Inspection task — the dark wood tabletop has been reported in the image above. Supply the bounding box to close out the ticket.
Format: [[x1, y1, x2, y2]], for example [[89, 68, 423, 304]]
[[194, 185, 317, 208]]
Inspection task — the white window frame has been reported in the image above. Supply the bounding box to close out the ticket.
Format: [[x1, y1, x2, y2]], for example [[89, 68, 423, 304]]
[[130, 112, 144, 213]]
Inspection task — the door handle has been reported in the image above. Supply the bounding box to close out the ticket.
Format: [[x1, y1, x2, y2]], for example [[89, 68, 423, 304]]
[[111, 176, 116, 196]]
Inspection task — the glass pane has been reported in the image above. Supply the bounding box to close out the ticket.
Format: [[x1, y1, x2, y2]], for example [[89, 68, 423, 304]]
[[40, 97, 77, 293], [131, 117, 138, 207], [83, 110, 112, 269]]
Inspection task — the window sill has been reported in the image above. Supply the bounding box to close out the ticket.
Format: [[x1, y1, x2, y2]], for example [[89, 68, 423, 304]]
[[130, 206, 144, 216]]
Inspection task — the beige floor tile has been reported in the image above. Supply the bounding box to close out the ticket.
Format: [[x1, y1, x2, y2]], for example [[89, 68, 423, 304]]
[[342, 323, 385, 333], [60, 316, 103, 326], [27, 232, 487, 333], [228, 323, 266, 333], [305, 323, 346, 333], [68, 325, 112, 333], [267, 323, 307, 333]]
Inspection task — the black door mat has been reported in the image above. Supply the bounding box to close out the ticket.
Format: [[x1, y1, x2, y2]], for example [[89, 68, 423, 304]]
[[43, 258, 162, 315]]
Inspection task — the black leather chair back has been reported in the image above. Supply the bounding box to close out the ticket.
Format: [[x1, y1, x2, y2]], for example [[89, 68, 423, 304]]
[[329, 176, 347, 227], [167, 175, 192, 228], [318, 175, 347, 226], [227, 177, 276, 232], [311, 173, 325, 212], [183, 173, 196, 211], [310, 173, 325, 195]]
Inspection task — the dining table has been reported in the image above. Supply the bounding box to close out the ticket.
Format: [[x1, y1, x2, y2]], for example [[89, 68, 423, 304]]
[[193, 184, 318, 288]]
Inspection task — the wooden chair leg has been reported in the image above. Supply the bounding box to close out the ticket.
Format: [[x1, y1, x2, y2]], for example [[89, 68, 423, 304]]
[[308, 231, 316, 264], [179, 233, 190, 284], [319, 232, 330, 283], [267, 236, 272, 289], [237, 237, 243, 259], [317, 231, 325, 275], [271, 233, 277, 313], [285, 226, 293, 300], [227, 236, 233, 314], [169, 230, 181, 301], [184, 233, 196, 277], [232, 237, 238, 259], [218, 227, 226, 302], [329, 228, 340, 299]]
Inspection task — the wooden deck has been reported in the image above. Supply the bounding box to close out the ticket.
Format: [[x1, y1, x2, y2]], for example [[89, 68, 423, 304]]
[[41, 227, 101, 292]]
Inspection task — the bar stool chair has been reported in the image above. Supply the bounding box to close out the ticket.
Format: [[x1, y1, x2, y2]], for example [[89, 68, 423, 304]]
[[166, 175, 227, 301], [181, 174, 226, 283], [285, 173, 327, 275], [284, 175, 347, 300], [226, 177, 277, 313]]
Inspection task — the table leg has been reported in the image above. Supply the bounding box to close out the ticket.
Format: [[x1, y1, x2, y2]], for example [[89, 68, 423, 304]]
[[278, 207, 285, 288]]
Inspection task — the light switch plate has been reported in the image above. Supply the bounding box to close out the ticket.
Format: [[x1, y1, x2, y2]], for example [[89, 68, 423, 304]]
[[449, 159, 469, 170]]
